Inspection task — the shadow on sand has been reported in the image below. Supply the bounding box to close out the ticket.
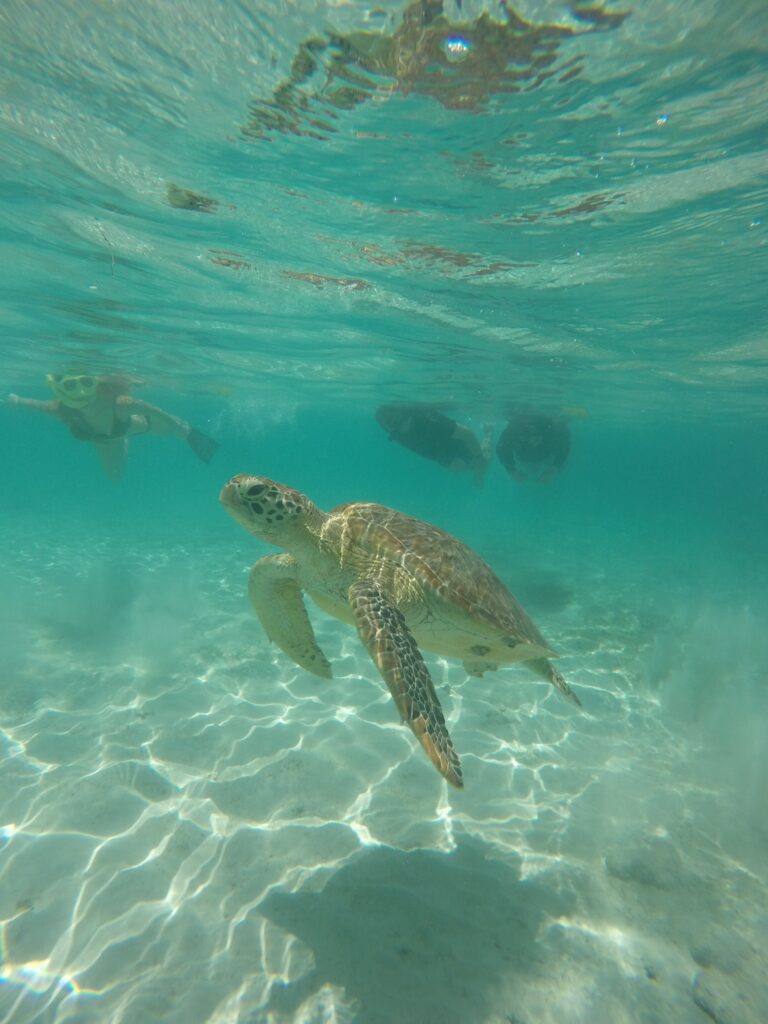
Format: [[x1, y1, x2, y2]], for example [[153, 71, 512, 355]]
[[261, 835, 574, 1024]]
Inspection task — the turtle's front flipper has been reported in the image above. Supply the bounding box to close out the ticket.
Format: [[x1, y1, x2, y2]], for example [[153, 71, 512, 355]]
[[249, 554, 332, 679], [526, 657, 581, 707], [349, 579, 463, 789]]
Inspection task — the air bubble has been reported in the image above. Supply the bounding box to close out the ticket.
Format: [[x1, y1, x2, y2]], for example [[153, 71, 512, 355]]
[[441, 36, 472, 63]]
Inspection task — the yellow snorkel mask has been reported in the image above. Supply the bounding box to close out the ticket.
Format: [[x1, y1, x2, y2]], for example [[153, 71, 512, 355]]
[[47, 373, 98, 409]]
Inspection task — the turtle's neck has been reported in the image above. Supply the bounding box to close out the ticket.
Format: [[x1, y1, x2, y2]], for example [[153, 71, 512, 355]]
[[273, 500, 328, 556], [297, 502, 328, 545]]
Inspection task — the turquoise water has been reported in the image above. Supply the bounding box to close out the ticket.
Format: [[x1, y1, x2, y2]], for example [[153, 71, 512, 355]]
[[1, 1, 767, 1022]]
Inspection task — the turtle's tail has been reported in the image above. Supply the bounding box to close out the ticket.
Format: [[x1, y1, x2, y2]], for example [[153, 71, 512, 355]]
[[187, 427, 219, 464], [554, 670, 582, 707], [527, 658, 582, 707]]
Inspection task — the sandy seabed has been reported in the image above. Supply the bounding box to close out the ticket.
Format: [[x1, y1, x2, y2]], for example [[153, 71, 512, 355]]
[[0, 529, 766, 1024]]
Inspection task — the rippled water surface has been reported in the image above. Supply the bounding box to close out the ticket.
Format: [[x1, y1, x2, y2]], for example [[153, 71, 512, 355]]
[[1, 2, 767, 1022]]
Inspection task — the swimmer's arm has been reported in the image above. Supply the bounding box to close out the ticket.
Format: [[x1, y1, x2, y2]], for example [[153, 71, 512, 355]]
[[504, 456, 526, 483], [4, 395, 63, 418]]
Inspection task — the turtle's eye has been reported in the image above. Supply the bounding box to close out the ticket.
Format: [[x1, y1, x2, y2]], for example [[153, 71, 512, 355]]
[[246, 484, 266, 498]]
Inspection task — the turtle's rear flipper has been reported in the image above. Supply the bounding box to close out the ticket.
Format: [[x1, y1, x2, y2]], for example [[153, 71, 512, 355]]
[[527, 657, 581, 707], [187, 427, 219, 463], [349, 579, 463, 789], [249, 554, 333, 679]]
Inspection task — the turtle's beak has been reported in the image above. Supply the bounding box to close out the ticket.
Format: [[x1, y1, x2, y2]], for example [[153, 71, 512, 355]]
[[219, 478, 243, 509]]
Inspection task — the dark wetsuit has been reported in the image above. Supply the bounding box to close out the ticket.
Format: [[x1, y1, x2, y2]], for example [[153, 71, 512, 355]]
[[376, 403, 482, 471], [496, 412, 571, 477]]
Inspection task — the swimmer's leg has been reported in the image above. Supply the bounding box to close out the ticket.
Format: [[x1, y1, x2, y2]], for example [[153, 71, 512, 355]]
[[95, 438, 128, 481], [118, 397, 188, 439], [118, 397, 218, 463]]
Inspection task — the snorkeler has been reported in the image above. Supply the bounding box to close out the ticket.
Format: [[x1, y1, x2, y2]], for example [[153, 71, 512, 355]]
[[5, 372, 219, 480], [376, 402, 492, 487], [495, 408, 571, 485]]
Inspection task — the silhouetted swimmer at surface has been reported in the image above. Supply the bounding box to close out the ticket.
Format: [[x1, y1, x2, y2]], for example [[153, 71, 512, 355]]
[[5, 373, 219, 480], [496, 409, 571, 485], [376, 403, 492, 487]]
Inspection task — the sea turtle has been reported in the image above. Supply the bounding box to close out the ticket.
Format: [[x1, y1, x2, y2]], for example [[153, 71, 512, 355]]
[[220, 475, 580, 789]]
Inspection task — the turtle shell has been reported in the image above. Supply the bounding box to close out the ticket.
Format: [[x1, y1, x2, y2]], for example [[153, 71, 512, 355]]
[[329, 502, 554, 653]]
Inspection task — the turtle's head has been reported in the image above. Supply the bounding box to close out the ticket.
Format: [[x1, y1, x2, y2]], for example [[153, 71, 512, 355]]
[[220, 475, 315, 545]]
